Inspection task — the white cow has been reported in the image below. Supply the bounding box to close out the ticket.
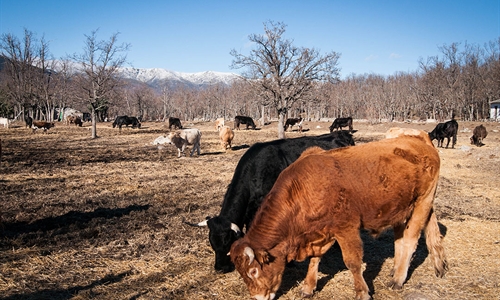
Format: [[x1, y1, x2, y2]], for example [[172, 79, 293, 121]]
[[154, 128, 202, 157], [0, 117, 11, 128]]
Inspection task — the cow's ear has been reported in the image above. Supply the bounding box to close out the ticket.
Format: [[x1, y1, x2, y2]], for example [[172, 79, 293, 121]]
[[255, 249, 272, 265]]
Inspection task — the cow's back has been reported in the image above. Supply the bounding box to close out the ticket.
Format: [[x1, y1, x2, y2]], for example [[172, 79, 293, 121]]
[[249, 135, 440, 243], [220, 131, 354, 227]]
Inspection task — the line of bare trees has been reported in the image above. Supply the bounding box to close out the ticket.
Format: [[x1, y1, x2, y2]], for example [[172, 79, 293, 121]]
[[1, 27, 499, 138]]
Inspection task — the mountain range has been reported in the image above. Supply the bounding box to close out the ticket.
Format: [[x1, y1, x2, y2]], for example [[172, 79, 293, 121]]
[[118, 67, 240, 90]]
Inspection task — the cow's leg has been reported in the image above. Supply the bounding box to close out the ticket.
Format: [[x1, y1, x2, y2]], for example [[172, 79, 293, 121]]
[[390, 190, 437, 289], [301, 257, 321, 297], [424, 209, 448, 277], [336, 229, 370, 300], [445, 137, 451, 148], [391, 223, 405, 277]]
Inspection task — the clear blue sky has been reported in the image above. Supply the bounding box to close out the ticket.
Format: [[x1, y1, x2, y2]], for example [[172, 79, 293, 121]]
[[1, 0, 499, 77]]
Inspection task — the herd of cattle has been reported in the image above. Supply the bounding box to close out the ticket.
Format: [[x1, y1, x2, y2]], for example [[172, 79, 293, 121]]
[[0, 113, 495, 299]]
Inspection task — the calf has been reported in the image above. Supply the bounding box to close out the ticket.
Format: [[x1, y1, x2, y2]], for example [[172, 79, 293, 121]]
[[284, 117, 303, 132], [230, 133, 447, 300], [428, 119, 458, 148], [189, 131, 355, 273], [32, 121, 55, 133], [0, 117, 11, 128], [234, 115, 256, 130], [157, 128, 201, 157], [168, 117, 183, 130], [329, 116, 353, 132], [219, 125, 234, 150], [214, 117, 225, 131], [470, 124, 487, 147], [112, 116, 141, 129]]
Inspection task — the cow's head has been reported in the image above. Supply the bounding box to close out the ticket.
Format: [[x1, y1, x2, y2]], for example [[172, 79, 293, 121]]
[[196, 216, 242, 273], [230, 239, 285, 300]]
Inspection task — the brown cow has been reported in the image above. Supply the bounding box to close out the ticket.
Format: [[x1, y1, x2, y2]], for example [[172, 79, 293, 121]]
[[470, 124, 487, 147], [230, 132, 447, 300], [219, 125, 234, 150], [32, 121, 55, 133], [65, 115, 83, 127]]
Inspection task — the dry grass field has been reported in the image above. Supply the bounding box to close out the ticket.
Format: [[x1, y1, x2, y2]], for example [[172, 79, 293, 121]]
[[1, 119, 499, 300]]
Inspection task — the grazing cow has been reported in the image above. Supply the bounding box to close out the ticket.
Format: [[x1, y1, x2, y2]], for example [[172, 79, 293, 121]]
[[234, 115, 256, 130], [24, 115, 33, 128], [160, 128, 201, 157], [112, 116, 141, 129], [284, 117, 303, 132], [329, 116, 353, 132], [32, 121, 55, 133], [214, 117, 225, 131], [65, 115, 83, 127], [428, 119, 458, 148], [219, 125, 235, 150], [470, 125, 487, 147], [168, 117, 183, 130], [190, 131, 355, 273], [230, 133, 447, 300]]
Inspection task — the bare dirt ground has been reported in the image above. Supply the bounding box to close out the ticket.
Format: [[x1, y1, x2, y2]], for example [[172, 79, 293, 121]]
[[0, 119, 499, 300]]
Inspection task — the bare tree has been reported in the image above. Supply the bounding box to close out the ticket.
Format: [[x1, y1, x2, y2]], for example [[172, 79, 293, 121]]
[[0, 29, 43, 119], [71, 29, 129, 138], [230, 21, 341, 138]]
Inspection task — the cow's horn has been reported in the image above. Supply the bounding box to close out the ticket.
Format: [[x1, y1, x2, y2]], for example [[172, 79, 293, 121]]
[[197, 220, 208, 226], [182, 218, 209, 227], [244, 247, 255, 265], [230, 223, 241, 233]]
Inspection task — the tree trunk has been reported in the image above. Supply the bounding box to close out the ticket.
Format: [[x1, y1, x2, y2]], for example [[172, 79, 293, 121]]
[[261, 105, 266, 126], [277, 112, 285, 139], [91, 109, 98, 139]]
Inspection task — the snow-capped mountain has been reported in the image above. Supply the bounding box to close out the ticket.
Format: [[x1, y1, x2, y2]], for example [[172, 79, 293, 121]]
[[118, 67, 239, 89]]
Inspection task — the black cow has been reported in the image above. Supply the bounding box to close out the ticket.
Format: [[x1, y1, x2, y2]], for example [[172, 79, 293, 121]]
[[329, 116, 353, 132], [168, 117, 183, 130], [188, 131, 355, 273], [234, 115, 256, 130], [284, 117, 303, 132], [429, 119, 458, 148], [82, 112, 91, 122], [112, 116, 141, 129], [470, 124, 487, 147], [24, 115, 33, 128]]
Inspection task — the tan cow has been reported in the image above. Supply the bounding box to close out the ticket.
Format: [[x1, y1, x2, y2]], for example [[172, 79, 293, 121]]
[[219, 125, 234, 150], [230, 132, 447, 300], [214, 117, 225, 131]]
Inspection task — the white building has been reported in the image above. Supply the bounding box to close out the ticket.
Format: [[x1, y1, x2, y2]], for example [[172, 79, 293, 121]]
[[491, 99, 500, 121]]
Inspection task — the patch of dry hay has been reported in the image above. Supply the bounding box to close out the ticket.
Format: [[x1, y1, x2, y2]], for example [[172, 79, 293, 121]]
[[0, 120, 499, 299]]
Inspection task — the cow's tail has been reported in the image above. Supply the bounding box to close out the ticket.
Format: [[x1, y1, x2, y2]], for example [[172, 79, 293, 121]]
[[424, 209, 448, 278]]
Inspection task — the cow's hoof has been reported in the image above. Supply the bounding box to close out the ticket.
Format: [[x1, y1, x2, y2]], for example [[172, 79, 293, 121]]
[[388, 280, 403, 290], [300, 291, 313, 298]]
